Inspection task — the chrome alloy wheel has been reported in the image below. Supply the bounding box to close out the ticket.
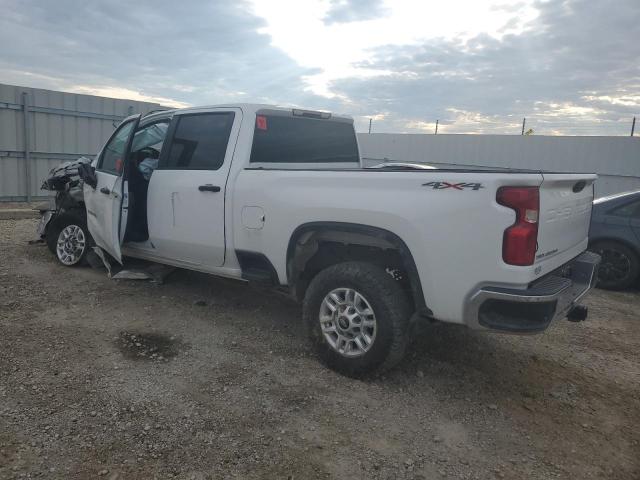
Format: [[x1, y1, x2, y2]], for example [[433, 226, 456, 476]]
[[319, 288, 377, 357], [56, 225, 86, 265]]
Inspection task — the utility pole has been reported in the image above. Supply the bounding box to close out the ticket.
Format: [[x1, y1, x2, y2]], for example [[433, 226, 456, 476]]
[[368, 118, 372, 134], [632, 117, 636, 137], [22, 92, 32, 203], [435, 119, 438, 135], [521, 118, 526, 135]]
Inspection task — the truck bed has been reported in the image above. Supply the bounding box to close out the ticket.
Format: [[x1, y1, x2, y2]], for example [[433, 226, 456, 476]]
[[233, 167, 596, 324]]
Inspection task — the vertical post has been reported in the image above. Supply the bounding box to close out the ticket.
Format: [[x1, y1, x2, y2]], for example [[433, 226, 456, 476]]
[[521, 117, 526, 135], [368, 118, 372, 134], [632, 117, 636, 137], [21, 92, 32, 203], [435, 119, 439, 135]]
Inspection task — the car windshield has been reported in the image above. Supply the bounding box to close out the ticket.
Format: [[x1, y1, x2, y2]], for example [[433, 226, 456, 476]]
[[132, 123, 169, 152], [593, 190, 640, 204]]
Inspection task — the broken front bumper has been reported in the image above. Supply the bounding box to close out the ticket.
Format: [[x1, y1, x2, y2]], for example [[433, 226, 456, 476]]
[[36, 210, 54, 237], [466, 251, 601, 333]]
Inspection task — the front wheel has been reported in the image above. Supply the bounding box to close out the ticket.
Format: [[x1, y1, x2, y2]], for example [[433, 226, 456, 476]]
[[303, 262, 412, 377], [46, 215, 93, 267]]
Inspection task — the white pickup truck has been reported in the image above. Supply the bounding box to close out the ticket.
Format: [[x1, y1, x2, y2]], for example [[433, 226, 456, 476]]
[[77, 104, 600, 375]]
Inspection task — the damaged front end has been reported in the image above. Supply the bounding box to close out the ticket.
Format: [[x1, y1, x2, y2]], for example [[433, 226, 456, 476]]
[[36, 157, 91, 240], [33, 157, 97, 267]]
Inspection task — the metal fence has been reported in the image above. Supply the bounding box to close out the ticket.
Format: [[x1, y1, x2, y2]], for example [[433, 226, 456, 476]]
[[2, 82, 639, 201], [0, 83, 162, 201], [363, 116, 638, 137], [357, 133, 640, 197]]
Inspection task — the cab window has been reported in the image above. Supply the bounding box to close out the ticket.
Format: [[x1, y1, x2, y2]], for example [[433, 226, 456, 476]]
[[131, 122, 169, 156], [159, 112, 235, 170], [129, 121, 170, 180], [250, 115, 359, 164], [98, 120, 136, 175]]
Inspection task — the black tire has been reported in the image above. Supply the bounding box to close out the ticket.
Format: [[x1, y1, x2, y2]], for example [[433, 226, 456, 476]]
[[591, 241, 639, 290], [46, 214, 93, 267], [303, 261, 412, 377]]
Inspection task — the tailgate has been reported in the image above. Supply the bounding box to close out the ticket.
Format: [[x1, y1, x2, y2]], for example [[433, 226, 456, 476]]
[[536, 173, 597, 266]]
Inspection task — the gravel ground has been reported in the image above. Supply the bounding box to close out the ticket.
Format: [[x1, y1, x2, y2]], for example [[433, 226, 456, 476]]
[[1, 219, 638, 480]]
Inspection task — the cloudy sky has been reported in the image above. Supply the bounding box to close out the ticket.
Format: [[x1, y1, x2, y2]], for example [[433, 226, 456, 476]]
[[0, 0, 638, 135]]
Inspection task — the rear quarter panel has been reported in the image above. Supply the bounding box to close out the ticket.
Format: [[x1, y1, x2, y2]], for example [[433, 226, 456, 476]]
[[232, 169, 548, 323]]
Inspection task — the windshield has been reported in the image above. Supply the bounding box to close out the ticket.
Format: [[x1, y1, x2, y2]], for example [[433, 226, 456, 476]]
[[132, 123, 169, 152], [593, 190, 640, 204]]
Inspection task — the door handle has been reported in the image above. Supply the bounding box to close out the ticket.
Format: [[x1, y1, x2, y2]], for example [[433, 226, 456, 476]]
[[198, 184, 221, 192], [100, 187, 111, 195]]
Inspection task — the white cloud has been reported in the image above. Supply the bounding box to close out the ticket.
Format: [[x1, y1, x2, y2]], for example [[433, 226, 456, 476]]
[[582, 94, 640, 108], [249, 0, 539, 97], [0, 0, 637, 136], [69, 85, 191, 109]]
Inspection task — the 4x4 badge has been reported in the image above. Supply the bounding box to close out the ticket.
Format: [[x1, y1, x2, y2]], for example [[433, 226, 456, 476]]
[[422, 181, 484, 191]]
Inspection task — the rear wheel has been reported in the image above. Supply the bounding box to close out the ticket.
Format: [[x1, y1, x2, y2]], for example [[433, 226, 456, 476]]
[[46, 215, 93, 267], [591, 241, 639, 290], [303, 262, 412, 376]]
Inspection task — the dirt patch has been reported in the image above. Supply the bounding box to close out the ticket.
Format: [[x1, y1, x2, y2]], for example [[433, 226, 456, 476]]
[[116, 331, 185, 361], [1, 219, 639, 480]]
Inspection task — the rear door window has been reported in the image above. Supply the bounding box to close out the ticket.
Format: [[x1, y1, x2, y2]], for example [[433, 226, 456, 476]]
[[160, 112, 235, 170], [250, 115, 358, 164]]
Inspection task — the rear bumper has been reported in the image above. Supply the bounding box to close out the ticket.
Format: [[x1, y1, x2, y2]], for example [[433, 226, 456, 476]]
[[465, 251, 601, 333]]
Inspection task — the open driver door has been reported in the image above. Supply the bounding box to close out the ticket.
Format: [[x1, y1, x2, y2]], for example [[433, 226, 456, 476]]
[[81, 114, 141, 264]]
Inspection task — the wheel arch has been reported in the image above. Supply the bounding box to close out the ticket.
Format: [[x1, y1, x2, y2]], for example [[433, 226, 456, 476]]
[[286, 221, 429, 314], [47, 208, 87, 233]]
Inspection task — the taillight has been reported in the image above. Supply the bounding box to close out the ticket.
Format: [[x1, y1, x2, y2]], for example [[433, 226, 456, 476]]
[[497, 186, 539, 266]]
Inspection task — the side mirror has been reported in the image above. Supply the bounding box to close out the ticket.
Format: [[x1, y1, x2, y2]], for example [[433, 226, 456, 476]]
[[78, 163, 98, 189]]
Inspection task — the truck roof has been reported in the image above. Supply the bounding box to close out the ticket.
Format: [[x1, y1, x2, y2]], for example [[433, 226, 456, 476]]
[[142, 104, 353, 123]]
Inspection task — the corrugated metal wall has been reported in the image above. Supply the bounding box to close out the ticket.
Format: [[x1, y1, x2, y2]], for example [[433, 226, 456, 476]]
[[357, 133, 640, 197], [1, 82, 637, 200], [0, 83, 163, 201]]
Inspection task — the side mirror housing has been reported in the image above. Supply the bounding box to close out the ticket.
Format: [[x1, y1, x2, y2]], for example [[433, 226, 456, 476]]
[[78, 163, 98, 189]]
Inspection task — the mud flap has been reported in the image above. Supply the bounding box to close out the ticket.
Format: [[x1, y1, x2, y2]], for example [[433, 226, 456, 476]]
[[92, 246, 113, 277], [85, 249, 104, 270]]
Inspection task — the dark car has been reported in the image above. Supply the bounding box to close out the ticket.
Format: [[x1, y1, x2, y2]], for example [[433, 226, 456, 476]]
[[589, 190, 640, 290]]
